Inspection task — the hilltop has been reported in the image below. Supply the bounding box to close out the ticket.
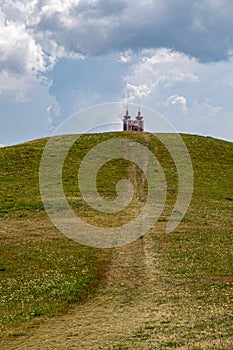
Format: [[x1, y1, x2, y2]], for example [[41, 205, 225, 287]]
[[0, 132, 232, 349]]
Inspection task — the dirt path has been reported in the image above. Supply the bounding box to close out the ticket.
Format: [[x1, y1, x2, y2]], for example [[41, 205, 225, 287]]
[[0, 228, 170, 350], [1, 142, 232, 349], [1, 224, 232, 349], [1, 141, 174, 349]]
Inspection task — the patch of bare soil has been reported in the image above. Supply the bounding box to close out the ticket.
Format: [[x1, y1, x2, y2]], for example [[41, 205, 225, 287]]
[[1, 225, 232, 350], [0, 228, 162, 349], [1, 147, 232, 349]]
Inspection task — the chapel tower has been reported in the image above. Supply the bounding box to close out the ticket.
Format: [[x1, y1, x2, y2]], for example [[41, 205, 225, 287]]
[[123, 107, 144, 131]]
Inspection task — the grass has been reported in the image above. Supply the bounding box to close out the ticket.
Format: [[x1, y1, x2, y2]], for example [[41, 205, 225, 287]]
[[0, 132, 232, 347], [0, 232, 103, 320], [114, 134, 233, 349], [160, 135, 233, 296], [0, 136, 114, 336], [0, 214, 109, 336]]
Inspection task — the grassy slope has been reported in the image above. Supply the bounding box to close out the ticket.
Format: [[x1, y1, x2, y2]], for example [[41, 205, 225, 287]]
[[150, 135, 233, 347], [0, 136, 112, 336], [0, 132, 232, 342], [119, 135, 233, 349]]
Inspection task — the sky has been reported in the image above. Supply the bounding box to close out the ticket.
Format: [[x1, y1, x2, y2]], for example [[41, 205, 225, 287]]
[[0, 0, 233, 146]]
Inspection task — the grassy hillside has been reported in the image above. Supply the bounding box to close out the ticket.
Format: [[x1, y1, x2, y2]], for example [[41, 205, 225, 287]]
[[0, 132, 232, 345]]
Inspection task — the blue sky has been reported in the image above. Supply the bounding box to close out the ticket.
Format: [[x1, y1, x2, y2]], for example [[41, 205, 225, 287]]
[[0, 0, 233, 146]]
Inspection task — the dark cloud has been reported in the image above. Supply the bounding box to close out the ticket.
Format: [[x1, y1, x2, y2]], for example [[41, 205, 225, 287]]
[[1, 0, 233, 88], [76, 0, 126, 17], [33, 0, 233, 62]]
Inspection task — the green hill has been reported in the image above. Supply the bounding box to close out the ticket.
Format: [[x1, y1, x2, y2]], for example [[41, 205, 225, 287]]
[[0, 132, 232, 346]]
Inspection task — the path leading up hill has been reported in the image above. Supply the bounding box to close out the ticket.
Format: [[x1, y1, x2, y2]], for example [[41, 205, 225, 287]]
[[1, 225, 232, 350], [0, 227, 162, 349], [1, 134, 232, 349]]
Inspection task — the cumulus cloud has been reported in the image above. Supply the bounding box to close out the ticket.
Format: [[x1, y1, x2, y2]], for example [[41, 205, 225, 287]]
[[1, 0, 233, 143], [32, 0, 233, 61], [1, 0, 233, 91], [0, 14, 47, 90], [126, 83, 152, 100], [120, 47, 233, 140], [167, 95, 187, 111], [119, 51, 132, 64], [124, 48, 199, 102]]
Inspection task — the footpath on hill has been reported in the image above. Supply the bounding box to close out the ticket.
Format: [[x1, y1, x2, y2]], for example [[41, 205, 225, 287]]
[[0, 229, 164, 349], [1, 226, 232, 350], [1, 134, 232, 349]]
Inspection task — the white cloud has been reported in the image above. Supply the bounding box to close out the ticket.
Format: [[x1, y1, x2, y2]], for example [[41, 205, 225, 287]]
[[46, 101, 61, 130], [126, 83, 153, 100], [119, 51, 132, 64], [167, 95, 187, 111], [120, 48, 233, 140], [124, 49, 199, 102], [0, 0, 233, 92], [0, 0, 233, 144], [0, 20, 47, 90], [0, 70, 29, 90]]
